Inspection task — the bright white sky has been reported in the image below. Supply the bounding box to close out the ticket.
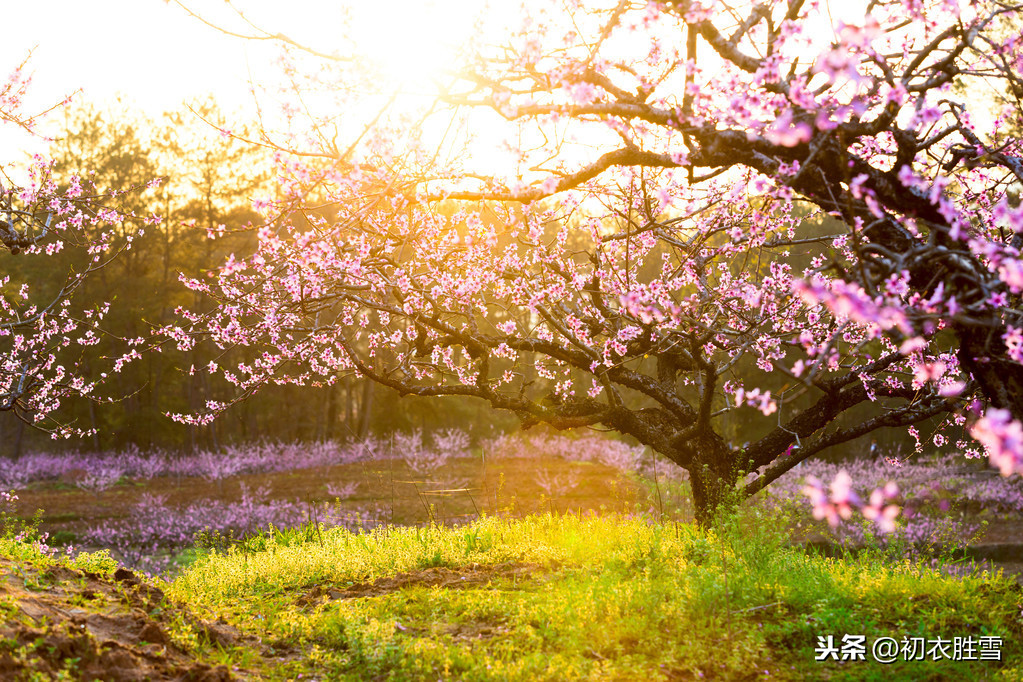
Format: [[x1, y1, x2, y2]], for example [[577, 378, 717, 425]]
[[4, 2, 240, 132], [0, 0, 900, 185], [1, 1, 262, 160], [1, 0, 484, 159]]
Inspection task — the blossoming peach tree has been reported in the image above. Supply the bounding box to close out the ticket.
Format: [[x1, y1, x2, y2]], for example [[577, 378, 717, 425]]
[[175, 0, 1023, 525], [0, 59, 153, 437]]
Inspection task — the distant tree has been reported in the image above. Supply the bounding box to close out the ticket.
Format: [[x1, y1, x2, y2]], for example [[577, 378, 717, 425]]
[[44, 102, 166, 446], [153, 98, 269, 449], [32, 95, 415, 450], [177, 0, 1023, 524]]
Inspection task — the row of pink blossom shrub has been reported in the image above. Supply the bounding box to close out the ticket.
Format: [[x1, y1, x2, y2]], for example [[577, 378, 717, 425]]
[[394, 428, 472, 475], [0, 430, 475, 491], [0, 428, 638, 495], [0, 442, 361, 490], [81, 484, 383, 575]]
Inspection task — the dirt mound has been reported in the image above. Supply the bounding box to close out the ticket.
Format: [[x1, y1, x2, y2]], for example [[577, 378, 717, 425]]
[[0, 559, 240, 681]]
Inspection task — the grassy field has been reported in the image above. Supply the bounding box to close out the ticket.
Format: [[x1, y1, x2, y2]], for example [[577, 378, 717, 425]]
[[1, 507, 1021, 679], [2, 439, 1022, 679], [159, 508, 1022, 681]]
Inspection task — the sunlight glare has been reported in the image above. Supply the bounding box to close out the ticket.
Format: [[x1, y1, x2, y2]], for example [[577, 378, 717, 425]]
[[349, 1, 482, 89]]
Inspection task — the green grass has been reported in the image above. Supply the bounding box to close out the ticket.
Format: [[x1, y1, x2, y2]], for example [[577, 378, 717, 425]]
[[168, 507, 1023, 681], [0, 536, 118, 576]]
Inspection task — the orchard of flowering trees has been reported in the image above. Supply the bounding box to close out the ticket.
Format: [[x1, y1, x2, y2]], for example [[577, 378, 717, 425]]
[[158, 0, 1023, 524], [5, 0, 1023, 526]]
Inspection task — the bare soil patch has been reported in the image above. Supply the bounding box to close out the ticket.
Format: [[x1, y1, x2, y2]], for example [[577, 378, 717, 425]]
[[0, 558, 244, 680], [296, 561, 544, 608]]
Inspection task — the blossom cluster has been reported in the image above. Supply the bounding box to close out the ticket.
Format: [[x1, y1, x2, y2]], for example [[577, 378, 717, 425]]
[[801, 471, 900, 533], [970, 408, 1023, 477], [768, 451, 1023, 550]]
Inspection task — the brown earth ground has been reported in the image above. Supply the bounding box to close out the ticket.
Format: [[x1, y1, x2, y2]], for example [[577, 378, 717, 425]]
[[0, 558, 241, 680]]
